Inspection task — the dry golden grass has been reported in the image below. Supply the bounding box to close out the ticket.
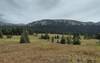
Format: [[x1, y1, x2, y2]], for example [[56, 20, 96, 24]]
[[0, 35, 100, 63]]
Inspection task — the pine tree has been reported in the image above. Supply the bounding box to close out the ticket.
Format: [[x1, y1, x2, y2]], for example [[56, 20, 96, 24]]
[[44, 33, 50, 40], [73, 33, 80, 39], [60, 35, 66, 44], [55, 35, 59, 39], [51, 37, 54, 43], [20, 31, 30, 43], [72, 34, 81, 45], [73, 38, 81, 45], [60, 38, 66, 44], [95, 34, 100, 40], [95, 33, 100, 44], [56, 35, 59, 39], [67, 37, 72, 44], [0, 30, 3, 38]]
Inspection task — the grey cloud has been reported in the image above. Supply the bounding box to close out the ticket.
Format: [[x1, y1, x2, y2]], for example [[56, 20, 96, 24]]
[[0, 0, 100, 23]]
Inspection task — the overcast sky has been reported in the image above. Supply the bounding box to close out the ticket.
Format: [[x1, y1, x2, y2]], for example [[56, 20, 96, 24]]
[[0, 0, 100, 23]]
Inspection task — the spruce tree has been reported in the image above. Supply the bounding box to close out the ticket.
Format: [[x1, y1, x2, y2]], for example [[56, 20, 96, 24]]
[[56, 35, 59, 39], [51, 37, 54, 43], [0, 30, 3, 38], [72, 34, 81, 45], [60, 38, 66, 44], [55, 35, 59, 39], [73, 33, 81, 45], [95, 34, 100, 40], [20, 30, 30, 43], [60, 35, 66, 44], [95, 33, 100, 44], [67, 37, 72, 44], [44, 33, 50, 40], [73, 33, 80, 39], [73, 38, 80, 45]]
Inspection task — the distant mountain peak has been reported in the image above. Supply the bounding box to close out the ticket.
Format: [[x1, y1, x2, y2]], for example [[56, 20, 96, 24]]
[[29, 19, 96, 26]]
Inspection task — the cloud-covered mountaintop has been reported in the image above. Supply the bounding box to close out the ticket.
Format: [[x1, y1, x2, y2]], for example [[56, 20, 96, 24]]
[[0, 0, 100, 23]]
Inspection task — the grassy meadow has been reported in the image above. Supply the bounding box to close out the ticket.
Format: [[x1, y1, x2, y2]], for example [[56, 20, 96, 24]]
[[0, 34, 100, 63]]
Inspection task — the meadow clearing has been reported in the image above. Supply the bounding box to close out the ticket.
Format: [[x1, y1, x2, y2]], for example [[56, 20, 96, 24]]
[[0, 34, 100, 63]]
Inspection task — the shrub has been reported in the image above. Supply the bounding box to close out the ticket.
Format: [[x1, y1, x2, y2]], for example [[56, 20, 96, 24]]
[[56, 40, 60, 43], [33, 33, 38, 37], [6, 35, 12, 39], [40, 34, 44, 39], [55, 35, 59, 39], [40, 33, 50, 40]]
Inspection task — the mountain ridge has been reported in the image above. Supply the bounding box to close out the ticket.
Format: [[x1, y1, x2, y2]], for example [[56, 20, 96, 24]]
[[0, 19, 100, 34], [0, 19, 100, 26], [28, 19, 99, 26], [26, 19, 100, 34]]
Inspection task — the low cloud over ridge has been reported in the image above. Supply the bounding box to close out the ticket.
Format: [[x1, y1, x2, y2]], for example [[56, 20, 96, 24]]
[[0, 0, 100, 23]]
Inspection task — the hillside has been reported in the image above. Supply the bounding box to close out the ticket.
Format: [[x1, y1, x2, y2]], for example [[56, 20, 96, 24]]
[[28, 19, 100, 34], [0, 19, 100, 34], [29, 19, 95, 26]]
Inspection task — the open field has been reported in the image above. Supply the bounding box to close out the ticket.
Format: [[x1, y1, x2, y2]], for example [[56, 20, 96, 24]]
[[0, 34, 100, 63]]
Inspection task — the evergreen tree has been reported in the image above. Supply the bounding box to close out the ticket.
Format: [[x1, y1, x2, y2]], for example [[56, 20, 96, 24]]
[[60, 38, 66, 44], [73, 38, 81, 45], [72, 34, 81, 45], [44, 33, 50, 40], [95, 34, 100, 40], [20, 30, 30, 43], [60, 35, 66, 44], [95, 33, 100, 44], [51, 37, 54, 43], [0, 30, 3, 38], [73, 33, 80, 39], [56, 35, 59, 39], [66, 37, 72, 44], [55, 35, 59, 39]]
